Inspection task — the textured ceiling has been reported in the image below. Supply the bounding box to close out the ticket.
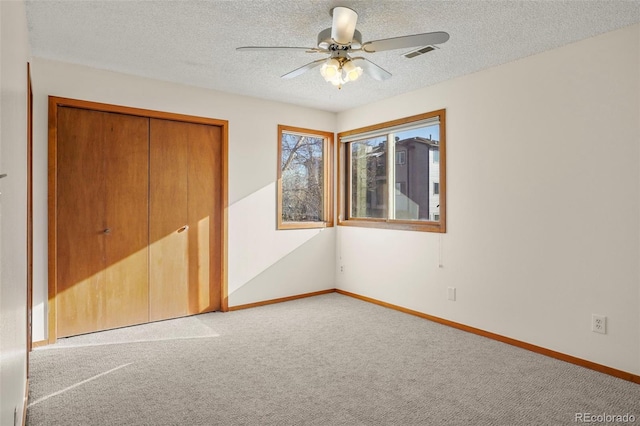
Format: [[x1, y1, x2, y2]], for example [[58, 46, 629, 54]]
[[25, 0, 640, 113]]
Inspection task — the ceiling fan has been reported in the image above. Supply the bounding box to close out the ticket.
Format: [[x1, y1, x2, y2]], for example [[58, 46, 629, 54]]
[[236, 6, 450, 89]]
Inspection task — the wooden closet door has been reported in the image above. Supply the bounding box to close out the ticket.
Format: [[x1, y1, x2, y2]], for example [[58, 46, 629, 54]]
[[56, 107, 149, 337], [102, 115, 150, 330], [149, 119, 189, 321], [187, 122, 222, 314], [149, 119, 222, 321]]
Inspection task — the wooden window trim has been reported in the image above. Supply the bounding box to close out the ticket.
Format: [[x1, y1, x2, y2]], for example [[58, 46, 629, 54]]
[[337, 109, 446, 233], [277, 125, 334, 230]]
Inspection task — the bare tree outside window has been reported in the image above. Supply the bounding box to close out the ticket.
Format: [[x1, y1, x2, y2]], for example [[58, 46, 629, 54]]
[[277, 125, 334, 229], [281, 133, 323, 221]]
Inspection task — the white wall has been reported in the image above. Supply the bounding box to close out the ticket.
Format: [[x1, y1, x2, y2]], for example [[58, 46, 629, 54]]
[[0, 0, 29, 424], [30, 58, 336, 341], [336, 24, 640, 375]]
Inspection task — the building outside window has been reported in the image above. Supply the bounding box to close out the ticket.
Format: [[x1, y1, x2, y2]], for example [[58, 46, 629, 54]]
[[339, 109, 445, 233]]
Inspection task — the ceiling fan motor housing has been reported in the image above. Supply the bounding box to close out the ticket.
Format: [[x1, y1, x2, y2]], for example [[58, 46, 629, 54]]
[[317, 27, 362, 50]]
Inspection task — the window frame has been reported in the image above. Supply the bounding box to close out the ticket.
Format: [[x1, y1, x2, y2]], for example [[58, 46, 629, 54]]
[[277, 124, 334, 230], [337, 109, 446, 233]]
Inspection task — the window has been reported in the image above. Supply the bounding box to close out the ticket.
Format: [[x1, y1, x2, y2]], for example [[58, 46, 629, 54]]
[[277, 125, 333, 229], [338, 109, 445, 233]]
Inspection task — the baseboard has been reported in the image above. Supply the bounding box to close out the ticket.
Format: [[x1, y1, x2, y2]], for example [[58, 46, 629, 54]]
[[30, 287, 639, 384], [228, 289, 336, 311], [32, 290, 338, 346], [22, 378, 29, 426], [32, 339, 48, 348], [335, 289, 640, 385]]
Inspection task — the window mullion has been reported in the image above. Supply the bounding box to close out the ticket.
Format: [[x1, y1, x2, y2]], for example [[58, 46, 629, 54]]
[[322, 137, 327, 222], [387, 133, 395, 221]]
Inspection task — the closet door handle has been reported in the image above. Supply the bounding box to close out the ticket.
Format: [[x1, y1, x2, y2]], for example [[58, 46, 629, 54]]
[[178, 225, 189, 233]]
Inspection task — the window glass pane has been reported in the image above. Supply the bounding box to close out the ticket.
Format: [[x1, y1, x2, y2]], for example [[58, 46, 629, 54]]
[[281, 132, 324, 222], [339, 109, 445, 232], [350, 137, 387, 218], [393, 124, 440, 221]]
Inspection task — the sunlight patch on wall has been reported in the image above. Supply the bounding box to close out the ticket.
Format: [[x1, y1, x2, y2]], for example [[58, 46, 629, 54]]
[[228, 182, 324, 295]]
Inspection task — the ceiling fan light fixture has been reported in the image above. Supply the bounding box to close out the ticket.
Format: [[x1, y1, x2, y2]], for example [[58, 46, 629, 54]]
[[330, 6, 358, 45], [326, 69, 343, 86], [320, 58, 340, 80], [342, 60, 363, 82], [320, 58, 362, 88]]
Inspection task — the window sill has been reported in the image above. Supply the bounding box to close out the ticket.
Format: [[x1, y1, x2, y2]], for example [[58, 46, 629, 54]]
[[277, 221, 333, 230], [337, 218, 445, 233]]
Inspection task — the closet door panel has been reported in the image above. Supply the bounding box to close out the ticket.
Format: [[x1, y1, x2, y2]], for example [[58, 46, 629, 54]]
[[149, 119, 189, 321], [103, 114, 150, 329], [56, 108, 149, 337], [56, 107, 106, 337], [188, 124, 222, 313]]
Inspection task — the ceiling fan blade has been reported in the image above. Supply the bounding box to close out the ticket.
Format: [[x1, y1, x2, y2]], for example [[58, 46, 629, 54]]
[[331, 6, 358, 45], [362, 31, 450, 53], [281, 58, 327, 79], [237, 46, 327, 53], [351, 57, 392, 81]]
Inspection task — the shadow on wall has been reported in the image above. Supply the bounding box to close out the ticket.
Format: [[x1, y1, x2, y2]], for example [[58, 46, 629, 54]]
[[228, 182, 326, 296]]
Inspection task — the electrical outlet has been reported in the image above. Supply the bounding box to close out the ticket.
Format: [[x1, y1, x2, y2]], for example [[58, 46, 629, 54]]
[[447, 287, 456, 301], [592, 314, 606, 334], [340, 265, 344, 273]]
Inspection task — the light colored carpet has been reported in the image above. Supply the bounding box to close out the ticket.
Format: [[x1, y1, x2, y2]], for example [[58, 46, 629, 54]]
[[36, 315, 220, 349], [27, 293, 639, 425]]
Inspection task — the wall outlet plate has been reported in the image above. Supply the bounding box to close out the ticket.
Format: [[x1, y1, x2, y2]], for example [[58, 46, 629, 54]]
[[592, 314, 606, 334], [447, 287, 456, 301]]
